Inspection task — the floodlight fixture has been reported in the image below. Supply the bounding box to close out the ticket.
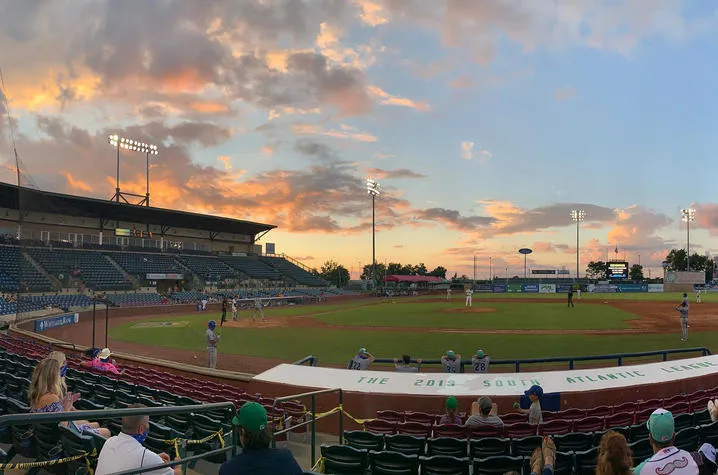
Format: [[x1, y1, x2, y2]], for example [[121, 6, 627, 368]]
[[570, 209, 586, 280], [570, 209, 586, 222], [366, 178, 381, 196], [366, 177, 381, 286], [681, 208, 696, 270], [106, 134, 160, 206]]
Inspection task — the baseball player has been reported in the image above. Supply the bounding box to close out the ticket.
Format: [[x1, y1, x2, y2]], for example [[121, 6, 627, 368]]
[[567, 288, 574, 308], [231, 298, 238, 321], [252, 297, 265, 321], [577, 288, 581, 300], [676, 301, 689, 341], [349, 348, 375, 370], [682, 292, 690, 327], [206, 320, 220, 369], [696, 288, 702, 303], [465, 288, 473, 308], [471, 349, 490, 373], [220, 297, 228, 326], [446, 288, 452, 301], [441, 350, 462, 373]]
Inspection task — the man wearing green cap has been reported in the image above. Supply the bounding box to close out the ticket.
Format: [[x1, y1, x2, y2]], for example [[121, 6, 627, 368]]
[[633, 408, 697, 474], [220, 402, 302, 475], [471, 349, 490, 373]]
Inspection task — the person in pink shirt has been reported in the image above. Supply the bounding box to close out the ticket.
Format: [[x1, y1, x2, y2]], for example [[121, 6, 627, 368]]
[[82, 348, 122, 375]]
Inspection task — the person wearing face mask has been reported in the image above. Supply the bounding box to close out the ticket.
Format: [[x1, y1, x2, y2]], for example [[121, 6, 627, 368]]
[[96, 404, 181, 475], [219, 402, 302, 475]]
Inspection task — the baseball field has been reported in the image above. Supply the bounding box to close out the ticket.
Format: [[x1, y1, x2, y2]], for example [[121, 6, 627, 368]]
[[33, 291, 708, 374]]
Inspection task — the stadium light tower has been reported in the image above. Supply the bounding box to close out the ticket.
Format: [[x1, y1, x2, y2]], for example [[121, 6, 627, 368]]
[[107, 135, 159, 206], [681, 208, 696, 271], [366, 178, 381, 286], [570, 209, 585, 280]]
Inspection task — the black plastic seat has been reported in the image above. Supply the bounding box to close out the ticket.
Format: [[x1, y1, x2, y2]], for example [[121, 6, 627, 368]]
[[426, 437, 467, 458], [473, 455, 523, 474], [628, 423, 649, 442], [320, 445, 368, 475], [694, 410, 712, 427], [510, 435, 542, 456], [701, 421, 718, 446], [629, 438, 653, 466], [419, 455, 469, 475], [369, 450, 419, 475], [469, 437, 510, 458], [344, 430, 384, 451], [554, 431, 593, 453], [675, 426, 699, 452], [384, 434, 425, 456], [574, 447, 599, 475], [189, 413, 230, 463], [59, 424, 98, 474]]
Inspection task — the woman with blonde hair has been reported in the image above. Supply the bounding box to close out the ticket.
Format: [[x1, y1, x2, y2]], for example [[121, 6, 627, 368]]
[[29, 358, 110, 437], [596, 430, 633, 475]]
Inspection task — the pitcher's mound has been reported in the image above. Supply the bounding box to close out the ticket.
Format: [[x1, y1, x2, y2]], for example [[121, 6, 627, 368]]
[[443, 307, 496, 314]]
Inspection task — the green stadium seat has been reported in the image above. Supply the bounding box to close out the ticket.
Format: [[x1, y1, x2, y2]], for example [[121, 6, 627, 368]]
[[384, 434, 425, 456], [343, 430, 384, 451], [369, 450, 419, 475], [472, 455, 523, 475], [320, 444, 368, 475], [419, 455, 469, 475]]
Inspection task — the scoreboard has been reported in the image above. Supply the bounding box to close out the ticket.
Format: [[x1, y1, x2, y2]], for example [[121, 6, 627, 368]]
[[606, 261, 629, 279]]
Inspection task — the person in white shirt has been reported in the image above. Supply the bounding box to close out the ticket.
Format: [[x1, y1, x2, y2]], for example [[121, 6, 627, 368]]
[[633, 408, 698, 475], [96, 404, 180, 475], [465, 288, 473, 307]]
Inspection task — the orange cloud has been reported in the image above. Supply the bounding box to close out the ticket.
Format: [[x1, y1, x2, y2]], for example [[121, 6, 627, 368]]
[[368, 86, 431, 111], [62, 171, 93, 192], [217, 156, 232, 170], [189, 101, 230, 114]]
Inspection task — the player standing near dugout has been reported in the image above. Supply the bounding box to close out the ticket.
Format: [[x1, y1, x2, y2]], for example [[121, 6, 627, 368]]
[[472, 349, 490, 373], [349, 348, 375, 370], [441, 350, 461, 373]]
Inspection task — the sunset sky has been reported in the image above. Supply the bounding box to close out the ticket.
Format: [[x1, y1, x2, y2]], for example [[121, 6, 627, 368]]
[[1, 0, 718, 279]]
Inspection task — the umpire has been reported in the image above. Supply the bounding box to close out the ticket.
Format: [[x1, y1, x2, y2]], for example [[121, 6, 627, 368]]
[[567, 288, 574, 308]]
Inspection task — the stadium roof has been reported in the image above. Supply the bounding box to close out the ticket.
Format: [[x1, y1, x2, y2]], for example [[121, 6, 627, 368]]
[[0, 182, 275, 236], [384, 275, 446, 283]]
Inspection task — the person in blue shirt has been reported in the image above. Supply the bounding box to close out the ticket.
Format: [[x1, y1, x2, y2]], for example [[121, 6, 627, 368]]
[[219, 402, 303, 475]]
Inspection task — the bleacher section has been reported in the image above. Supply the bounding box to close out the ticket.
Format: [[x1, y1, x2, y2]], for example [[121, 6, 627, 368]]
[[0, 246, 53, 292], [105, 293, 169, 307], [27, 248, 132, 291], [220, 256, 283, 281], [175, 255, 237, 281], [30, 294, 93, 309], [107, 252, 183, 280], [0, 297, 43, 316], [260, 256, 328, 286]]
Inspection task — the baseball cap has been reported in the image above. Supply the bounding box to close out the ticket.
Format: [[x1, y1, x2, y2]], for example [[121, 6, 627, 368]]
[[647, 409, 675, 443], [98, 348, 111, 360], [478, 396, 492, 413], [233, 402, 268, 432], [358, 348, 367, 355], [700, 443, 717, 464], [446, 396, 458, 410], [476, 349, 485, 358], [208, 320, 216, 328], [524, 385, 543, 398], [446, 350, 455, 359]]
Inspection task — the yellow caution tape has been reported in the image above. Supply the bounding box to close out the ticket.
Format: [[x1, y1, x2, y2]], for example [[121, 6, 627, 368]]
[[0, 449, 96, 472], [311, 456, 325, 473]]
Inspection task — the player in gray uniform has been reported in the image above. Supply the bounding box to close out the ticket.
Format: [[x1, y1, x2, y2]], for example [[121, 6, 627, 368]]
[[441, 350, 462, 373], [676, 301, 689, 341], [349, 348, 375, 370], [471, 349, 490, 373], [206, 320, 220, 369], [682, 292, 689, 327], [252, 297, 265, 321]]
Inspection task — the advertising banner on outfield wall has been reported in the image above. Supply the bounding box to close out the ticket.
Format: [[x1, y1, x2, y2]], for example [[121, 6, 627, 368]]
[[492, 284, 507, 293], [35, 313, 79, 332], [476, 284, 493, 293], [648, 284, 665, 293], [617, 283, 648, 293], [591, 284, 618, 293], [255, 356, 718, 397], [522, 284, 539, 293], [556, 283, 573, 293], [539, 284, 556, 293], [508, 284, 522, 293]]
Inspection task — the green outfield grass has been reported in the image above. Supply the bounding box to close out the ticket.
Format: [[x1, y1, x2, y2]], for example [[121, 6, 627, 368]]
[[109, 293, 714, 367]]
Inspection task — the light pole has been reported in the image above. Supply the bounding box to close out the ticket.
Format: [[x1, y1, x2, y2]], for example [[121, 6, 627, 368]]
[[570, 209, 585, 280], [473, 255, 477, 284], [366, 178, 381, 286], [519, 248, 533, 279], [107, 135, 159, 206], [681, 208, 695, 271], [489, 257, 492, 281]]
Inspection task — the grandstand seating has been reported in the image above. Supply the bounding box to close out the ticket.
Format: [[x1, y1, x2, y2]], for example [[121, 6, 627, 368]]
[[220, 255, 284, 281], [174, 255, 237, 281], [105, 292, 169, 307], [0, 245, 53, 292], [106, 252, 183, 280], [27, 248, 132, 290], [260, 256, 328, 286]]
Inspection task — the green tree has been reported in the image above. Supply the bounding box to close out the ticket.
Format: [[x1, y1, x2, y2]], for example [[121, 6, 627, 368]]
[[387, 262, 403, 275], [665, 249, 688, 271], [629, 264, 644, 281], [415, 263, 428, 275], [318, 260, 350, 287], [428, 266, 447, 279], [360, 263, 387, 281], [586, 261, 609, 280]]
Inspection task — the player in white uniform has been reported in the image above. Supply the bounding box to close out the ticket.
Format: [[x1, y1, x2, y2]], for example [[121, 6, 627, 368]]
[[634, 409, 698, 475], [696, 289, 702, 303], [465, 288, 473, 308], [206, 320, 220, 369], [446, 288, 451, 301], [252, 297, 265, 321], [349, 348, 375, 370], [231, 298, 238, 320], [471, 349, 490, 373], [441, 350, 461, 373]]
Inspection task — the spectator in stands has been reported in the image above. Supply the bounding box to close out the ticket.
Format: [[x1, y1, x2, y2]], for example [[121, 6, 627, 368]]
[[438, 396, 463, 425], [441, 350, 461, 373], [471, 349, 490, 373], [96, 403, 180, 475], [29, 358, 110, 437], [633, 409, 698, 474], [219, 402, 302, 475], [349, 348, 374, 370], [516, 385, 544, 425], [82, 347, 122, 375], [207, 320, 220, 369], [47, 350, 96, 429], [691, 443, 717, 475], [465, 396, 503, 429], [596, 430, 633, 475], [393, 354, 422, 372], [529, 436, 556, 475]]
